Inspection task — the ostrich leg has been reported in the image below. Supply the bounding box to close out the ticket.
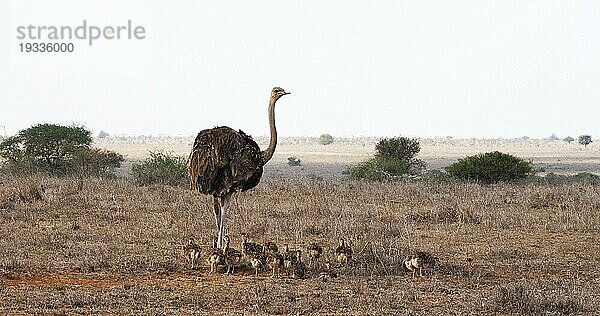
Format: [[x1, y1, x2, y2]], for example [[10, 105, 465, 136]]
[[212, 196, 222, 246], [217, 193, 232, 248]]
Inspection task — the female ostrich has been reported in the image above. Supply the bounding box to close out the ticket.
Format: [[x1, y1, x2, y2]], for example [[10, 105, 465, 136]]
[[188, 87, 290, 248]]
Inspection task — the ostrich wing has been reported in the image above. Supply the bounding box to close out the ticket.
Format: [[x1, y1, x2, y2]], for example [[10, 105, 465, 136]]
[[189, 127, 263, 196]]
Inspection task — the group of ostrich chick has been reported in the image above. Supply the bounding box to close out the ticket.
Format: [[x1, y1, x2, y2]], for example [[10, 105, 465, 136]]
[[182, 236, 435, 279], [181, 237, 358, 280], [185, 87, 435, 280]]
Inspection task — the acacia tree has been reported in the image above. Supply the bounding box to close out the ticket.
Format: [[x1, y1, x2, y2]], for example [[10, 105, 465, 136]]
[[0, 123, 123, 176], [347, 137, 425, 181], [578, 135, 593, 148], [21, 124, 92, 172]]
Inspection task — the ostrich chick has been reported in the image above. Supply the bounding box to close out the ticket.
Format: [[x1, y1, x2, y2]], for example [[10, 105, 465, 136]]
[[318, 261, 337, 282], [307, 243, 323, 268], [222, 236, 242, 275], [405, 251, 435, 278], [336, 238, 353, 265], [264, 245, 284, 278], [182, 238, 202, 270], [264, 241, 279, 254], [206, 237, 224, 274], [241, 237, 263, 258], [249, 252, 265, 277], [291, 250, 306, 279], [282, 244, 296, 276]]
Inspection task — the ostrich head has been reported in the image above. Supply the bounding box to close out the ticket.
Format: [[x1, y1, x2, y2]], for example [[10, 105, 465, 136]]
[[271, 87, 290, 100]]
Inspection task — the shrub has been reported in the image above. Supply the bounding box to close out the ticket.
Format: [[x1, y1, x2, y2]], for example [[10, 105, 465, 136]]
[[318, 134, 334, 145], [0, 123, 123, 176], [287, 156, 301, 166], [72, 148, 124, 177], [347, 157, 409, 181], [563, 136, 574, 144], [130, 151, 188, 187], [578, 135, 593, 147], [420, 169, 451, 182], [445, 151, 533, 184], [347, 137, 425, 181]]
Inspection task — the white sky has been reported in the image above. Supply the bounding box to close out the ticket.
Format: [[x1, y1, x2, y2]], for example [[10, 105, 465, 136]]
[[1, 1, 599, 138]]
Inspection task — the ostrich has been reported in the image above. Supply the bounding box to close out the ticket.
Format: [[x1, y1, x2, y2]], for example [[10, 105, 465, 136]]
[[182, 238, 201, 270], [336, 238, 353, 265], [404, 251, 436, 277], [188, 87, 290, 248]]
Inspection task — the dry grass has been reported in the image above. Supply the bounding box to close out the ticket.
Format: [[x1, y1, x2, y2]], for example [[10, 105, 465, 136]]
[[1, 174, 599, 315]]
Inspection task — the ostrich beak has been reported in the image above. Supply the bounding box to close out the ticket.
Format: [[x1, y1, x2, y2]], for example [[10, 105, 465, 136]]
[[283, 91, 291, 95]]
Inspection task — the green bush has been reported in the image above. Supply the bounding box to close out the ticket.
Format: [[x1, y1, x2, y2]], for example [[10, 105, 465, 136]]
[[318, 134, 334, 145], [0, 123, 123, 176], [563, 136, 574, 144], [130, 151, 188, 187], [420, 169, 451, 182], [347, 157, 410, 181], [72, 148, 124, 177], [446, 151, 533, 184], [375, 137, 422, 163], [347, 137, 425, 181]]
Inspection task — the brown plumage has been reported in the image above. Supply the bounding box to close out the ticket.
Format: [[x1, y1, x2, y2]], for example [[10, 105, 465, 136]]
[[181, 238, 201, 270], [242, 237, 265, 276], [404, 251, 436, 278], [282, 244, 295, 275], [222, 236, 242, 275], [336, 238, 353, 265], [264, 245, 284, 278], [264, 241, 279, 254], [241, 237, 263, 257], [206, 237, 224, 274], [318, 261, 337, 282], [282, 244, 305, 278], [290, 250, 306, 279], [307, 243, 323, 267], [188, 87, 290, 248], [249, 252, 265, 277]]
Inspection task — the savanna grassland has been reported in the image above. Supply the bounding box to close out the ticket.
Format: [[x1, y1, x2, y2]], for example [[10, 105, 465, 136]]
[[1, 138, 599, 315]]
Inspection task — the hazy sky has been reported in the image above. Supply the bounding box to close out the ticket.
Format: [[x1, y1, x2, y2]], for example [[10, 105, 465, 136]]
[[1, 1, 599, 138]]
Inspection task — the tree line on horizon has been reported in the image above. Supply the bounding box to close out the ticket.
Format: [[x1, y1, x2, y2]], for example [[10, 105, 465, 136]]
[[0, 123, 596, 185]]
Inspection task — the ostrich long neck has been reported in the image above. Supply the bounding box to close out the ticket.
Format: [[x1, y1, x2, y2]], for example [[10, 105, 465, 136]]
[[260, 97, 278, 165]]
